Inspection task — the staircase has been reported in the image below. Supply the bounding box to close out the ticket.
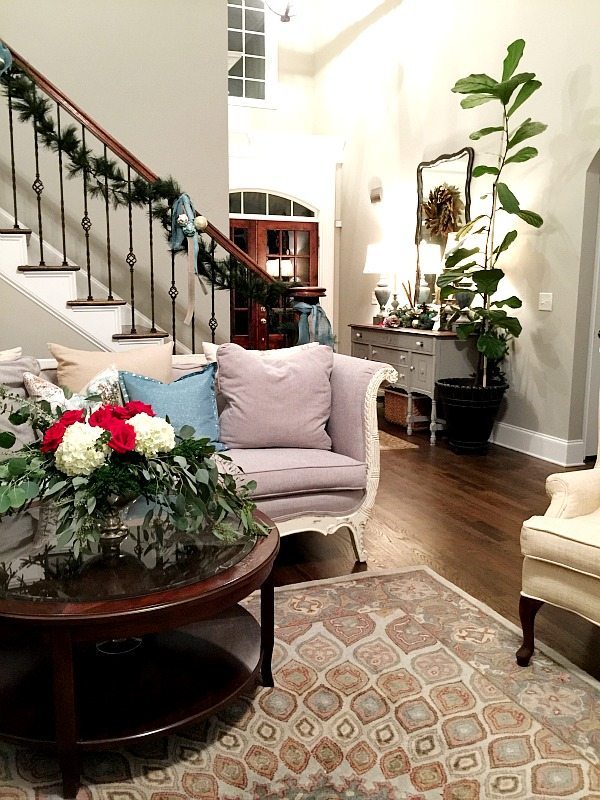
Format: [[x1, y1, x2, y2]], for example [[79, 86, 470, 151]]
[[0, 42, 280, 354]]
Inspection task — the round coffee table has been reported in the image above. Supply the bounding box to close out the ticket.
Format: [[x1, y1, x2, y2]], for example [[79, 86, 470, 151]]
[[0, 511, 279, 798]]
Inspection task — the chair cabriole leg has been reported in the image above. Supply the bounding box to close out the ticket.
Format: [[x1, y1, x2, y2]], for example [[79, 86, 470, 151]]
[[516, 594, 544, 666]]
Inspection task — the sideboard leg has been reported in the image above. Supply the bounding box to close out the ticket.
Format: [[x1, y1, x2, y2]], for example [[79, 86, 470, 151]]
[[260, 570, 275, 687], [52, 630, 80, 799], [430, 398, 437, 445], [406, 392, 413, 436]]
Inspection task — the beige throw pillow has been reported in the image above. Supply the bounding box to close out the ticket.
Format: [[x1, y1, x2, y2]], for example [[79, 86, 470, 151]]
[[48, 342, 173, 392]]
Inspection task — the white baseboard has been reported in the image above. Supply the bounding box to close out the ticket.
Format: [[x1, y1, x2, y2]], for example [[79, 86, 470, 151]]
[[490, 421, 585, 467]]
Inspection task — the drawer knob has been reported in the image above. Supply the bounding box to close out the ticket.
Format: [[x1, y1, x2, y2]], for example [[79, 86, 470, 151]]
[[400, 355, 406, 361], [372, 349, 377, 356], [398, 373, 405, 380], [355, 332, 362, 339], [410, 365, 415, 371], [415, 341, 423, 348]]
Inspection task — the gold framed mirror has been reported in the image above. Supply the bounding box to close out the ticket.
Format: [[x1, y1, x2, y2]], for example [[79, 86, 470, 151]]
[[415, 147, 474, 304]]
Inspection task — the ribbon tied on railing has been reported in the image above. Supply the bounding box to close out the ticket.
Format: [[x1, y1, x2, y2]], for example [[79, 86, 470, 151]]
[[294, 301, 334, 348], [170, 193, 208, 325]]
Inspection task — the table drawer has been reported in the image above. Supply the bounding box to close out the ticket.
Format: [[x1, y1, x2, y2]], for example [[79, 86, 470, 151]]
[[351, 342, 370, 360], [370, 344, 409, 370], [351, 328, 434, 354]]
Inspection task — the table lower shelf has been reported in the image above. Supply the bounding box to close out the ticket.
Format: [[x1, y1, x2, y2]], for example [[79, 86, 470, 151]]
[[0, 606, 261, 748]]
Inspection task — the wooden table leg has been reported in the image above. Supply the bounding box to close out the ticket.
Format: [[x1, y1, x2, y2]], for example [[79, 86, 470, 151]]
[[52, 629, 80, 799], [430, 398, 438, 445], [260, 571, 275, 687]]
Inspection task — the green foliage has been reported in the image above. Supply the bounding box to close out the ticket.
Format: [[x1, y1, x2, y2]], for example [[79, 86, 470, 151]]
[[438, 39, 546, 384], [0, 392, 267, 553], [0, 65, 281, 308]]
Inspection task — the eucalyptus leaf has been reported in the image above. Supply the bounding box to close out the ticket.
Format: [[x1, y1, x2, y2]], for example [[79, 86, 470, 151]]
[[502, 39, 525, 81], [0, 432, 16, 449], [178, 425, 195, 440], [8, 486, 27, 509], [8, 408, 29, 425], [7, 458, 28, 477]]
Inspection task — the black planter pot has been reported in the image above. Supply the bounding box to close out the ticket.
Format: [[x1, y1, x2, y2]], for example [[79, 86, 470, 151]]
[[436, 378, 508, 454]]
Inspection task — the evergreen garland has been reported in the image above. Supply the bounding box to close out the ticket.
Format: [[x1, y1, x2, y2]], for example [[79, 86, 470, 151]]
[[0, 65, 288, 308]]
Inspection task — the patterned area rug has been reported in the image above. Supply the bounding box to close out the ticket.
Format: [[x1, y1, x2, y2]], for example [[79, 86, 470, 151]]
[[378, 431, 419, 450], [2, 568, 599, 799]]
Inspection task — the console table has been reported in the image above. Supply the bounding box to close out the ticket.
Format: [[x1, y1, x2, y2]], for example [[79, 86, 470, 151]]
[[350, 324, 477, 444]]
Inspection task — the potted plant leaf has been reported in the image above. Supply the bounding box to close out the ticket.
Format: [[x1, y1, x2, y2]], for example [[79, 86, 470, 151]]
[[436, 39, 546, 453]]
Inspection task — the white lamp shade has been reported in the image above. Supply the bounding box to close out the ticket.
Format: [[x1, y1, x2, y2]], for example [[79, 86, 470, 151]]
[[280, 258, 294, 278], [266, 259, 280, 277]]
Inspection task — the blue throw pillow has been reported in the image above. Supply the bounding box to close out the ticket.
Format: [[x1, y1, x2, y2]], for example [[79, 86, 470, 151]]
[[119, 363, 226, 451]]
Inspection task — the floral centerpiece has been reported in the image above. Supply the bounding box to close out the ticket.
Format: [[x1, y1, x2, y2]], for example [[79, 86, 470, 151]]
[[0, 392, 266, 554]]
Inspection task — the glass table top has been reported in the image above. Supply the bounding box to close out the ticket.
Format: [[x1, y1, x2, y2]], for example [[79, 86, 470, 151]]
[[0, 503, 256, 604]]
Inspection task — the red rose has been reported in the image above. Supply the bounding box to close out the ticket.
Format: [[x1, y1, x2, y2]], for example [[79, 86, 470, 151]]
[[40, 422, 67, 453], [89, 406, 121, 429], [59, 409, 85, 427], [106, 420, 136, 453], [123, 401, 155, 418]]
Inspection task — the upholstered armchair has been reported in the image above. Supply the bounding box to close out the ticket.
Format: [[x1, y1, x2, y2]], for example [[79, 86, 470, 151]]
[[516, 465, 600, 666]]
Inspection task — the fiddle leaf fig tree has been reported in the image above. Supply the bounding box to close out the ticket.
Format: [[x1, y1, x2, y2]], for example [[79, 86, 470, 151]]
[[437, 39, 546, 384]]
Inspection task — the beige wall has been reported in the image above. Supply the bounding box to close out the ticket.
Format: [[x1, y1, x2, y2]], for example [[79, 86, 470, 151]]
[[0, 0, 230, 350], [306, 0, 600, 442], [0, 282, 100, 358]]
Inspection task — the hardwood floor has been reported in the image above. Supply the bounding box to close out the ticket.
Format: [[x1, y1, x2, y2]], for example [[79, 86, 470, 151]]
[[271, 410, 600, 680]]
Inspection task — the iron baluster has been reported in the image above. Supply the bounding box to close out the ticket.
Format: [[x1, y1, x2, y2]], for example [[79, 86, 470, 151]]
[[169, 249, 178, 352], [32, 126, 45, 265], [80, 126, 93, 299], [7, 83, 19, 228], [56, 105, 68, 265], [126, 165, 137, 334], [148, 199, 156, 332], [104, 145, 113, 300], [209, 238, 218, 344], [191, 312, 196, 354]]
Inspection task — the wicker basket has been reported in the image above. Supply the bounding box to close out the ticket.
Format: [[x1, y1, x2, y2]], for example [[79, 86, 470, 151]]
[[384, 388, 431, 428]]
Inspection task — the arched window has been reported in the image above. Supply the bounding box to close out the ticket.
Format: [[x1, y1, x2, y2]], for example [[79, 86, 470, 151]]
[[229, 190, 315, 218]]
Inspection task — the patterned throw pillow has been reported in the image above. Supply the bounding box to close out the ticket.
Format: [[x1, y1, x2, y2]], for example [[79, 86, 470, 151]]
[[24, 366, 122, 411], [119, 363, 225, 450]]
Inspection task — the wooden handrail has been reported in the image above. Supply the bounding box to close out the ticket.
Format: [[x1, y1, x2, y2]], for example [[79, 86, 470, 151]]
[[11, 47, 157, 183], [9, 44, 274, 283]]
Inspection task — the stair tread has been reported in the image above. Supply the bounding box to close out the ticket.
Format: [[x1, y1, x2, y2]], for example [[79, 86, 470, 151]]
[[113, 327, 168, 340], [18, 264, 80, 272], [0, 228, 32, 235], [67, 299, 127, 306]]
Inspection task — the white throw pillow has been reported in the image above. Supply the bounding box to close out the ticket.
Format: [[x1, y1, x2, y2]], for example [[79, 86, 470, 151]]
[[24, 366, 122, 411], [0, 347, 22, 362]]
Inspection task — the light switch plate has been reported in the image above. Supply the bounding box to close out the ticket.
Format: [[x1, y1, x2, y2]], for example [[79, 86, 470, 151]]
[[538, 292, 553, 311]]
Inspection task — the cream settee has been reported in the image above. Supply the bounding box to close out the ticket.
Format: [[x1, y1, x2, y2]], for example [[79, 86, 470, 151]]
[[1, 346, 397, 563]]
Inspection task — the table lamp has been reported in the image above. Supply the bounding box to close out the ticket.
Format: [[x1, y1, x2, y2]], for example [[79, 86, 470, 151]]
[[363, 243, 390, 324]]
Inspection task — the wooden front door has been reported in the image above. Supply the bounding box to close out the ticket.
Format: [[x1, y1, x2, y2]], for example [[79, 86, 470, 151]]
[[229, 218, 319, 349]]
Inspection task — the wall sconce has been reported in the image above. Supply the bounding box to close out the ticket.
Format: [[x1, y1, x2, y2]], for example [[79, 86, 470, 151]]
[[363, 243, 390, 325]]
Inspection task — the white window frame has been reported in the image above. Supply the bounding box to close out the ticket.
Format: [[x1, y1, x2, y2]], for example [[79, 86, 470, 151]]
[[227, 1, 278, 109]]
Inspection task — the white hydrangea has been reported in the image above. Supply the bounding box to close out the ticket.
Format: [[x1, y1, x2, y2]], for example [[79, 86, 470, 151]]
[[54, 422, 108, 476], [129, 413, 176, 457]]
